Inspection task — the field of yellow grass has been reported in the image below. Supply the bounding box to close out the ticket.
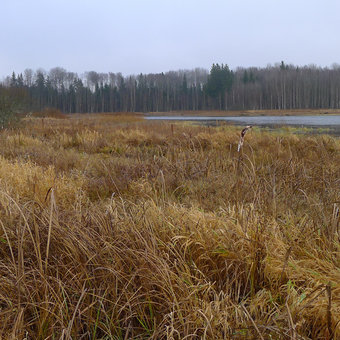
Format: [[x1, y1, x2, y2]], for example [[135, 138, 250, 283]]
[[0, 113, 339, 339]]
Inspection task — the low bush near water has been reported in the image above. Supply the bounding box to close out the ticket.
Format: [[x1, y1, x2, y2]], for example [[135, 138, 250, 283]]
[[31, 107, 68, 119]]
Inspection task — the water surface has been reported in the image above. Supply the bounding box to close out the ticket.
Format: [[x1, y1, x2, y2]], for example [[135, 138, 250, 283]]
[[146, 115, 340, 126]]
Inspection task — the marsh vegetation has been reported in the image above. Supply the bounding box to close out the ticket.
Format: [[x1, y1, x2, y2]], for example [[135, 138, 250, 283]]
[[0, 114, 338, 339]]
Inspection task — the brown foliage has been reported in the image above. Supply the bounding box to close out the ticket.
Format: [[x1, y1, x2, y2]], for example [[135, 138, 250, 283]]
[[32, 107, 68, 119]]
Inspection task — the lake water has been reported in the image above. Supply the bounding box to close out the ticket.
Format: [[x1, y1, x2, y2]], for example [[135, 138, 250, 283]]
[[145, 115, 340, 127]]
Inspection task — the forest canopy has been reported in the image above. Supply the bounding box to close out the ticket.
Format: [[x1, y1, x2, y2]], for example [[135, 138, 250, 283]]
[[2, 62, 340, 114]]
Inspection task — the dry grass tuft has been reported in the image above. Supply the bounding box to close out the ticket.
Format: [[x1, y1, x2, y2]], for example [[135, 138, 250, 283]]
[[31, 107, 68, 119], [0, 114, 338, 339]]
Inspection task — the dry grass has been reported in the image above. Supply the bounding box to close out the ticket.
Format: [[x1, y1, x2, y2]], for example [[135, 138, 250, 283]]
[[31, 108, 68, 119], [0, 113, 338, 339]]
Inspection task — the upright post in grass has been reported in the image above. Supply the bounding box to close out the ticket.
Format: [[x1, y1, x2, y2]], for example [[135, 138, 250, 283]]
[[235, 125, 252, 211], [237, 125, 252, 152], [237, 125, 252, 174]]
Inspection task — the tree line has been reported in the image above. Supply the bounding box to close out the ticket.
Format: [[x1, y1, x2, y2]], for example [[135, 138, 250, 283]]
[[2, 62, 340, 113]]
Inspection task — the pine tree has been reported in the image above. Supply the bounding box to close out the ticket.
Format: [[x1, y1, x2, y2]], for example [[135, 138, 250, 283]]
[[205, 63, 234, 109], [10, 72, 17, 87]]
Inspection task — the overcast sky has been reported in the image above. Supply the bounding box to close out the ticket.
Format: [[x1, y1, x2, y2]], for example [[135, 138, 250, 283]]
[[1, 0, 340, 78]]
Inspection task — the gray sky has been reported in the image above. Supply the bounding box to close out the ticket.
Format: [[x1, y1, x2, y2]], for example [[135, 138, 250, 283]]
[[1, 0, 340, 78]]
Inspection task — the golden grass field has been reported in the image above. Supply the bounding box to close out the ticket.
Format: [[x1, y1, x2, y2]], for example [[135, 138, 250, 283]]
[[0, 113, 339, 339]]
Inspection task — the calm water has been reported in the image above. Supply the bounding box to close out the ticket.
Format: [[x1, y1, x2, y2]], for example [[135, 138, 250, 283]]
[[145, 115, 340, 127]]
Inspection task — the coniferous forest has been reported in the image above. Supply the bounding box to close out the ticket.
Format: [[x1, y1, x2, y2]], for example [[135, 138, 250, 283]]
[[2, 62, 340, 113]]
